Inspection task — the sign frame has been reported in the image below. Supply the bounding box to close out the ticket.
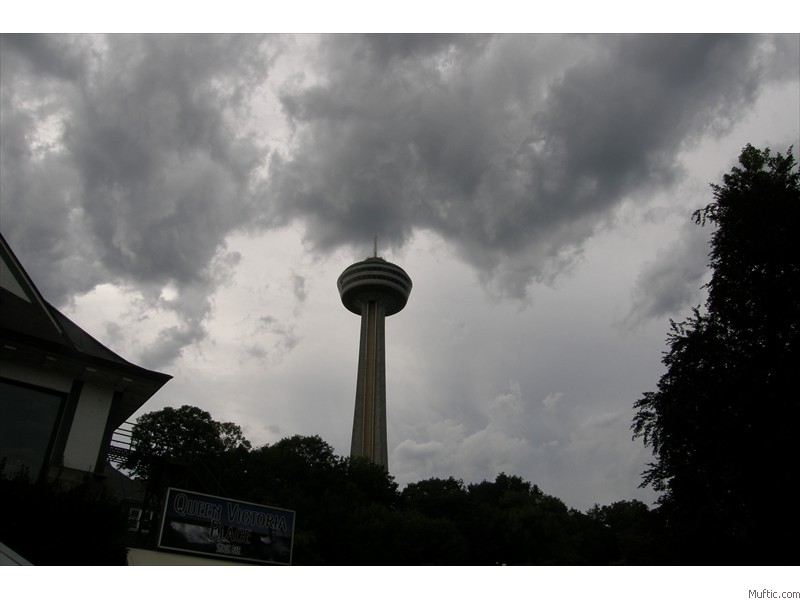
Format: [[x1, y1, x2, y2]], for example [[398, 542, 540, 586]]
[[157, 487, 295, 565]]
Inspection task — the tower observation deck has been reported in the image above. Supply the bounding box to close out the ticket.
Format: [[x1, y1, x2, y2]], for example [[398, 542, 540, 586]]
[[338, 254, 412, 469]]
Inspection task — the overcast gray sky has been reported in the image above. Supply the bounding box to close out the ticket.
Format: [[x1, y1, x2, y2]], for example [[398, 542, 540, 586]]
[[2, 33, 798, 511]]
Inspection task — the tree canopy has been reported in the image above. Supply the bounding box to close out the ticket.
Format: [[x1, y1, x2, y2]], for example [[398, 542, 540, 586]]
[[632, 145, 799, 565], [122, 404, 251, 481], [118, 404, 665, 564]]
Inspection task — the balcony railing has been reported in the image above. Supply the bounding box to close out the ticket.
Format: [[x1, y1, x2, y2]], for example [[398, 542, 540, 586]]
[[108, 421, 135, 464]]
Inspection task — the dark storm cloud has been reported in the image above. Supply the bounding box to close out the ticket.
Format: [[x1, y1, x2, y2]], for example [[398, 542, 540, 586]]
[[624, 220, 711, 328], [138, 322, 207, 368], [1, 34, 794, 369], [62, 35, 270, 286], [254, 313, 302, 362], [267, 34, 788, 298], [0, 34, 88, 81], [292, 272, 307, 304], [1, 34, 274, 367]]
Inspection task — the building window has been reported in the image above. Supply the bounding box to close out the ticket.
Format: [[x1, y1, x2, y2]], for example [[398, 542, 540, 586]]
[[127, 508, 154, 532], [0, 379, 65, 481]]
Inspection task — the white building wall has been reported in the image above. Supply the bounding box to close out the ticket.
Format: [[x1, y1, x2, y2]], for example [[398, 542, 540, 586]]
[[62, 381, 113, 472]]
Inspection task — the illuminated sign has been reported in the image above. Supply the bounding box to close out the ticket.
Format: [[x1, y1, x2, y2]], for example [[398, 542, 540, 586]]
[[158, 488, 295, 565]]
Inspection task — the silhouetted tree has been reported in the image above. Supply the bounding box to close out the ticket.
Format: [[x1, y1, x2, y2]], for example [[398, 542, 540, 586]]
[[236, 436, 402, 564], [122, 405, 251, 484], [402, 477, 470, 522], [585, 500, 664, 564], [632, 145, 799, 564], [464, 473, 579, 565], [571, 508, 620, 565]]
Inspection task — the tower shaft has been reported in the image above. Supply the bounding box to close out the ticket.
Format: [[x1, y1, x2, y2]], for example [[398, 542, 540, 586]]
[[338, 254, 411, 472], [351, 300, 388, 468]]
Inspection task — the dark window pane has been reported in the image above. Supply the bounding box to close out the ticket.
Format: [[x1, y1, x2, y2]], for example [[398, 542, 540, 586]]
[[0, 379, 64, 480]]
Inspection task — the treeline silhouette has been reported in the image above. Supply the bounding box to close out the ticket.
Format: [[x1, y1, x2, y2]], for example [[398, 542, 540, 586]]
[[106, 405, 669, 565], [1, 435, 665, 565], [133, 432, 669, 565]]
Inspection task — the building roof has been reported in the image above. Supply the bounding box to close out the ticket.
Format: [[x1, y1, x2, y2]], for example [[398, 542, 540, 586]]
[[0, 232, 170, 425]]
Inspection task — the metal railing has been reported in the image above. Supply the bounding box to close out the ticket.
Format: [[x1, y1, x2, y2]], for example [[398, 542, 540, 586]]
[[108, 421, 135, 464]]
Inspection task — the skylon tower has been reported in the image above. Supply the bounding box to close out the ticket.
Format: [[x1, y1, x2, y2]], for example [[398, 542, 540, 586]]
[[338, 243, 412, 469]]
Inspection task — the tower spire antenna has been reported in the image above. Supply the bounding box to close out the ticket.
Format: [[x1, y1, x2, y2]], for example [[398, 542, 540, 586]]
[[373, 235, 378, 258]]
